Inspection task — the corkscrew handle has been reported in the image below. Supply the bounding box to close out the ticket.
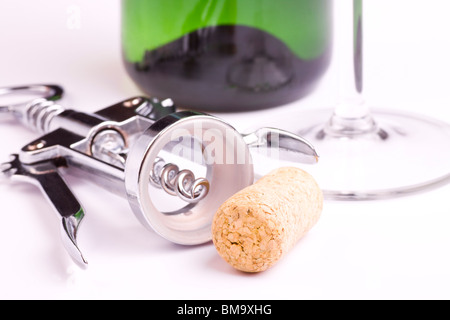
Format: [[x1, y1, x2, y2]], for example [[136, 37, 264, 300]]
[[0, 84, 63, 123], [1, 154, 88, 268]]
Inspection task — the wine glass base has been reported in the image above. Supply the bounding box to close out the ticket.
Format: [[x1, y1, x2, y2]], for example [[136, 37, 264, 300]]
[[258, 108, 450, 200]]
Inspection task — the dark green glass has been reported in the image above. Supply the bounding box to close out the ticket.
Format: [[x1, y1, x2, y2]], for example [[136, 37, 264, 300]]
[[122, 0, 332, 111]]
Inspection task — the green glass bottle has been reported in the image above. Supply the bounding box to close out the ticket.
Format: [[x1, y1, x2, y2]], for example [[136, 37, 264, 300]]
[[122, 0, 332, 111]]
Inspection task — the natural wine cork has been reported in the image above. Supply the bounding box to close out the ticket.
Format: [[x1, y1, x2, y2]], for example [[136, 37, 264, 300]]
[[212, 167, 323, 272]]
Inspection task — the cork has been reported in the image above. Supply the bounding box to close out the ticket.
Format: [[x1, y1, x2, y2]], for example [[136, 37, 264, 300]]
[[212, 167, 323, 272]]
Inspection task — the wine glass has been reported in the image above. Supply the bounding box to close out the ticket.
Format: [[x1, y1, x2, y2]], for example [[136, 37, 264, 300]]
[[279, 0, 450, 200]]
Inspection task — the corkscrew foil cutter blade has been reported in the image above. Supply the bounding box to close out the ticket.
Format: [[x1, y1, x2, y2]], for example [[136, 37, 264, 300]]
[[0, 84, 318, 268]]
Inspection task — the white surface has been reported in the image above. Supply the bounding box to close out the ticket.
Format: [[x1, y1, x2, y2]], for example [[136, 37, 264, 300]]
[[0, 0, 449, 300]]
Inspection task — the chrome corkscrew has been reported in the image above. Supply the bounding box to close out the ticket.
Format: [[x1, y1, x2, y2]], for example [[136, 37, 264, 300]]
[[0, 84, 318, 268]]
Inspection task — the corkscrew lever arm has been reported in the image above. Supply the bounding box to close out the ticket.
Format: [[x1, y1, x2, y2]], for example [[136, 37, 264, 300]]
[[1, 154, 88, 268]]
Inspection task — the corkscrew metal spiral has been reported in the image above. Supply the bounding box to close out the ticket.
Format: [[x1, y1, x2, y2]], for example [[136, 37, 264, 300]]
[[150, 157, 209, 204]]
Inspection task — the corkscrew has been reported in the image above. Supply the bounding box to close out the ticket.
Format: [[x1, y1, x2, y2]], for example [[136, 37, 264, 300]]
[[0, 84, 319, 268]]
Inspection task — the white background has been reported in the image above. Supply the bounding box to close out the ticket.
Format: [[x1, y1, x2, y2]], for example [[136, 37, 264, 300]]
[[0, 0, 449, 299]]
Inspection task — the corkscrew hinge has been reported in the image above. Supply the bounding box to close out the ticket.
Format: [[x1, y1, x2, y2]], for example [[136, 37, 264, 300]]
[[0, 84, 318, 268]]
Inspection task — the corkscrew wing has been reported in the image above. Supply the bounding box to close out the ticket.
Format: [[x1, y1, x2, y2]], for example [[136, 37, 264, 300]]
[[242, 127, 319, 164], [1, 154, 88, 268]]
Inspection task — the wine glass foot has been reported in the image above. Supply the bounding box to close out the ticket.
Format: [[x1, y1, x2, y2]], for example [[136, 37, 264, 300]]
[[274, 108, 450, 200]]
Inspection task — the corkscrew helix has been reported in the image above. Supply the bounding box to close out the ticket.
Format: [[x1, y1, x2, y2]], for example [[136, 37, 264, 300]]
[[0, 84, 319, 268]]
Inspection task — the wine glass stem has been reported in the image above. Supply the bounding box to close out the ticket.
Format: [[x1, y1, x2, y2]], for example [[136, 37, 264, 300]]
[[326, 0, 377, 136]]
